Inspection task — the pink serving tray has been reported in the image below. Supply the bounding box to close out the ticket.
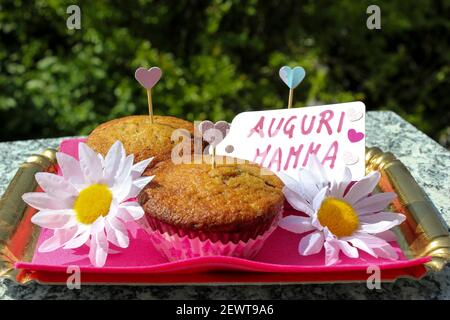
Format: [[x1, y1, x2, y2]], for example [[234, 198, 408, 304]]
[[14, 138, 430, 284]]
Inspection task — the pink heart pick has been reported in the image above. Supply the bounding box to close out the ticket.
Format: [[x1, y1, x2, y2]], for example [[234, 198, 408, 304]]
[[347, 129, 365, 143], [198, 120, 214, 134], [198, 120, 231, 147], [213, 121, 231, 138], [134, 67, 162, 89]]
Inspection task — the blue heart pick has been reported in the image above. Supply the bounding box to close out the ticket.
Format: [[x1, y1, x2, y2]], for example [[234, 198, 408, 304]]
[[279, 66, 306, 89]]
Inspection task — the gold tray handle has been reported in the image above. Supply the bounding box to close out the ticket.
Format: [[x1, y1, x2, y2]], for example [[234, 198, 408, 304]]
[[366, 147, 450, 272], [0, 149, 57, 280]]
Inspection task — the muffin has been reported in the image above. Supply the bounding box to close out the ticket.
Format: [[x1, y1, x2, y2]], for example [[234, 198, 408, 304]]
[[138, 157, 284, 260], [87, 115, 194, 165]]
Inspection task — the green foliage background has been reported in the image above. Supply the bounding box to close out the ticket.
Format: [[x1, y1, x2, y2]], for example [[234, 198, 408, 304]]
[[1, 0, 449, 145]]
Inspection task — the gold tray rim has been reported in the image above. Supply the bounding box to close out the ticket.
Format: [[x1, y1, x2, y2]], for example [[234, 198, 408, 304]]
[[0, 146, 449, 285]]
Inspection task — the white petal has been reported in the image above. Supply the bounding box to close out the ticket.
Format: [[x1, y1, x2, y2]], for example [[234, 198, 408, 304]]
[[372, 243, 399, 260], [91, 216, 105, 233], [117, 202, 145, 221], [112, 176, 133, 202], [375, 230, 397, 242], [308, 154, 328, 186], [105, 216, 129, 248], [56, 152, 84, 185], [355, 233, 399, 260], [278, 215, 314, 234], [298, 231, 324, 256], [336, 239, 359, 258], [63, 229, 91, 249], [283, 188, 314, 215], [298, 169, 321, 203], [22, 192, 72, 210], [97, 153, 104, 166], [104, 221, 119, 247], [344, 171, 381, 204], [78, 143, 104, 184], [131, 157, 154, 179], [114, 155, 134, 186], [353, 192, 396, 215], [276, 172, 305, 198], [343, 235, 377, 258], [324, 240, 340, 265], [310, 212, 323, 230], [128, 176, 154, 199], [312, 187, 328, 211], [276, 171, 297, 187], [334, 167, 352, 198], [347, 232, 389, 248], [337, 166, 352, 183], [38, 227, 79, 253], [89, 230, 108, 267], [329, 179, 339, 197], [359, 212, 406, 234], [31, 210, 74, 229], [322, 227, 336, 240], [103, 141, 126, 184], [35, 172, 78, 199]]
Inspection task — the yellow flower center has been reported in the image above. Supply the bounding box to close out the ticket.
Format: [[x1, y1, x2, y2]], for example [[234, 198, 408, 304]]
[[317, 197, 359, 237], [74, 184, 112, 225]]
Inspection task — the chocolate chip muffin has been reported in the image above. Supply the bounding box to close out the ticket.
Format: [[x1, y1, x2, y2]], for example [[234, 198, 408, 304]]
[[138, 157, 284, 260], [86, 115, 194, 165]]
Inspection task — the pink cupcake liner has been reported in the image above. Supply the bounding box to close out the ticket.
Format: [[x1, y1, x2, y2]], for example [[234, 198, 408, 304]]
[[144, 213, 280, 244], [138, 213, 282, 261]]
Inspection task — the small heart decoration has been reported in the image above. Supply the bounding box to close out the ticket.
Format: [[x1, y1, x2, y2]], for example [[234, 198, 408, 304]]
[[198, 120, 214, 134], [198, 120, 231, 147], [347, 108, 363, 122], [279, 66, 306, 89], [347, 129, 365, 143], [134, 67, 162, 89], [213, 121, 231, 138], [343, 151, 359, 165]]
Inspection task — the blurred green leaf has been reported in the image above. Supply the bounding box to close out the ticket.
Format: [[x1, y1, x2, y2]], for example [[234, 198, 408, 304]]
[[0, 0, 448, 145]]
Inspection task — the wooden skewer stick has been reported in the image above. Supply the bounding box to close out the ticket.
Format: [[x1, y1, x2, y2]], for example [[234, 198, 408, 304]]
[[288, 88, 294, 109], [211, 146, 216, 169], [147, 89, 153, 124]]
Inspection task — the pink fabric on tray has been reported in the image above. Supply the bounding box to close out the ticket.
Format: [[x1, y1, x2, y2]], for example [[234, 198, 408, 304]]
[[16, 138, 430, 274]]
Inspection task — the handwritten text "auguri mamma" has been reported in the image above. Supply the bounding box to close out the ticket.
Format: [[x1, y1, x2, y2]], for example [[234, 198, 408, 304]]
[[247, 109, 345, 171]]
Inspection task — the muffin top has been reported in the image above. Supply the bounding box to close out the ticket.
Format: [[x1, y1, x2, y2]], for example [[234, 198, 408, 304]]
[[138, 157, 284, 233], [87, 115, 194, 164]]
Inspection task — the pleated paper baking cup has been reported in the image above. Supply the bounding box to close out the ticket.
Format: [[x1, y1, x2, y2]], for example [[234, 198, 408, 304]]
[[139, 213, 281, 261]]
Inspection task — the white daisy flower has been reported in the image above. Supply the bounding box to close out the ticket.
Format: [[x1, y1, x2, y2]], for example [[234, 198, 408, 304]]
[[22, 141, 154, 267], [278, 157, 406, 265], [277, 155, 358, 215]]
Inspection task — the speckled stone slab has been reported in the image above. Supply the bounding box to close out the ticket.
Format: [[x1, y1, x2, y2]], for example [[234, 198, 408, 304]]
[[0, 111, 449, 300]]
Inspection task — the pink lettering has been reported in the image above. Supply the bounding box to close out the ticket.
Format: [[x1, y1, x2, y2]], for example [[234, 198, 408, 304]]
[[317, 110, 334, 135], [284, 145, 304, 170], [322, 141, 338, 169], [337, 112, 345, 133], [302, 143, 322, 167], [253, 145, 271, 165], [268, 118, 284, 137], [247, 116, 265, 138], [283, 116, 297, 138], [301, 115, 316, 134], [268, 147, 282, 172]]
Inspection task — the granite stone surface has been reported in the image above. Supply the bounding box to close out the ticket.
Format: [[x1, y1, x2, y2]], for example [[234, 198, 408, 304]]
[[0, 111, 449, 300]]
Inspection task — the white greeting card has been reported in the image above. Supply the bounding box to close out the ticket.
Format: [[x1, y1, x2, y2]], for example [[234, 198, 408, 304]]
[[215, 102, 366, 180]]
